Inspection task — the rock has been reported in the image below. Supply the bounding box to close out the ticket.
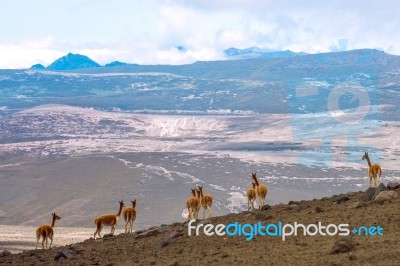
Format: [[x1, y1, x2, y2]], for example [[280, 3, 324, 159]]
[[200, 219, 212, 224], [387, 182, 400, 190], [373, 183, 388, 199], [316, 206, 324, 213], [349, 254, 357, 261], [286, 204, 297, 210], [254, 212, 266, 220], [361, 183, 387, 202], [356, 202, 368, 208], [336, 196, 350, 204], [296, 203, 308, 211], [157, 229, 183, 248], [330, 239, 355, 254], [242, 211, 253, 216], [347, 201, 369, 209], [103, 233, 114, 239], [135, 228, 161, 239], [133, 229, 146, 235], [288, 200, 300, 205], [54, 250, 76, 261], [261, 204, 271, 211], [0, 250, 12, 257], [374, 191, 398, 202], [346, 202, 359, 209]]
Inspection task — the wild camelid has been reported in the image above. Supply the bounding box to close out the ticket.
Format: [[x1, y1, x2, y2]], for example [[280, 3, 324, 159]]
[[123, 199, 137, 233], [186, 188, 199, 220], [251, 173, 268, 210], [197, 185, 213, 219], [246, 182, 257, 211], [94, 200, 124, 239], [35, 212, 61, 250], [362, 152, 382, 187]]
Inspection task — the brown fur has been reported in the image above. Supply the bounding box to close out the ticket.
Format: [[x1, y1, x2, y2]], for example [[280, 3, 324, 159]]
[[362, 152, 382, 188], [251, 173, 268, 210], [35, 212, 61, 250], [94, 200, 124, 239], [123, 200, 137, 233], [197, 185, 213, 219], [186, 188, 200, 220], [246, 182, 257, 211]]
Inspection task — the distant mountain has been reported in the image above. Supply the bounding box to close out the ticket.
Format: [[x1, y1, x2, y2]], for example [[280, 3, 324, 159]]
[[104, 61, 129, 67], [224, 47, 308, 59], [47, 53, 100, 70], [30, 63, 46, 70], [103, 61, 139, 67]]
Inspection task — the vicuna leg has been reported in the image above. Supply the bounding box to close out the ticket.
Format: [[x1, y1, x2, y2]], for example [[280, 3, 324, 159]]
[[94, 223, 103, 239], [49, 236, 53, 249], [207, 206, 211, 218], [35, 234, 40, 249], [111, 223, 116, 235], [259, 196, 265, 210], [125, 219, 130, 233]]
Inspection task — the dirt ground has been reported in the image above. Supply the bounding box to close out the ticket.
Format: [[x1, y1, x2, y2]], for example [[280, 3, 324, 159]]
[[1, 186, 399, 266]]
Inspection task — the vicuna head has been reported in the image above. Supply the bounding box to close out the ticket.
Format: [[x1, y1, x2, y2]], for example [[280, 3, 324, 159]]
[[252, 182, 256, 189], [362, 152, 368, 161], [197, 185, 203, 195], [131, 199, 136, 208], [52, 212, 61, 222]]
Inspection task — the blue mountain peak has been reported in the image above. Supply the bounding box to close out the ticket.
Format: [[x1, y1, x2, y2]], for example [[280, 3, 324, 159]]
[[47, 53, 100, 70]]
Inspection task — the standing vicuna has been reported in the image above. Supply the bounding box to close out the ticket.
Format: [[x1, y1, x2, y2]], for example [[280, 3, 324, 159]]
[[123, 199, 137, 233], [251, 173, 268, 210], [362, 152, 382, 187], [94, 200, 124, 239], [197, 185, 213, 219], [246, 182, 257, 211], [186, 188, 199, 220], [35, 212, 61, 250]]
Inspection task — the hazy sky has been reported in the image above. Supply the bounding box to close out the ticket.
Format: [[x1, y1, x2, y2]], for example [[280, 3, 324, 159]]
[[0, 0, 399, 68]]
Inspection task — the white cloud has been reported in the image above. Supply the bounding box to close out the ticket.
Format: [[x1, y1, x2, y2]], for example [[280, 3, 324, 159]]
[[0, 0, 399, 68]]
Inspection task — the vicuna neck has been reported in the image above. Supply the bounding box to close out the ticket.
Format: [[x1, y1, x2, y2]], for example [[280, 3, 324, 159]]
[[51, 216, 56, 228], [252, 175, 260, 186], [117, 204, 123, 217], [365, 155, 372, 167]]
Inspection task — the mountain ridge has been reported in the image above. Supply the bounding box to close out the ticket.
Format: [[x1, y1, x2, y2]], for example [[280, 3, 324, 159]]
[[27, 48, 398, 71]]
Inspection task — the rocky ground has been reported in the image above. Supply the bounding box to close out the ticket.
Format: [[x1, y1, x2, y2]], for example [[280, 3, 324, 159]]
[[0, 182, 399, 266]]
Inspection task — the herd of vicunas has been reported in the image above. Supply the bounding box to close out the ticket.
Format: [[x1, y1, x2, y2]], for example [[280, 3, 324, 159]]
[[34, 152, 381, 250]]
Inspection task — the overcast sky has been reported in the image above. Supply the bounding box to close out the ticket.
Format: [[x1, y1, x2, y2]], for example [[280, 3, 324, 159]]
[[0, 0, 399, 68]]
